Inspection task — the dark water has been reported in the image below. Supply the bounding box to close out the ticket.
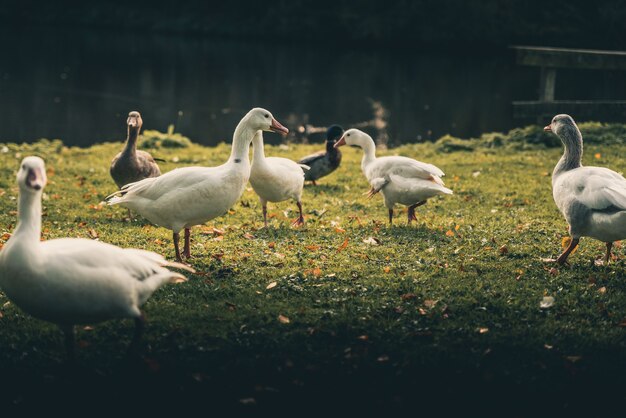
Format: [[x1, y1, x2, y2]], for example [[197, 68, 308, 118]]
[[2, 28, 626, 147]]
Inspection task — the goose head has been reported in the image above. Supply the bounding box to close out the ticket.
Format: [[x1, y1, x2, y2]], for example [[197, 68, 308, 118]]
[[246, 108, 289, 136], [326, 125, 344, 150], [334, 128, 373, 149], [127, 111, 143, 133], [544, 114, 582, 145], [17, 156, 47, 193]]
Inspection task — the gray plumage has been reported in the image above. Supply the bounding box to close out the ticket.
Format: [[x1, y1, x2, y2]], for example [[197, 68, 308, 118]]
[[110, 111, 161, 189], [298, 125, 343, 185], [547, 114, 626, 264]]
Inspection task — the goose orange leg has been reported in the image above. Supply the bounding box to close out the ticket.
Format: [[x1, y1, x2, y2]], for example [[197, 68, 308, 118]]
[[183, 228, 192, 259], [604, 242, 613, 265], [292, 201, 305, 226], [173, 232, 182, 262], [407, 201, 427, 224], [556, 237, 579, 265]]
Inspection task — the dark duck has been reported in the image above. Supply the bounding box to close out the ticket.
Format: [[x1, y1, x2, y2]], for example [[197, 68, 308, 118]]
[[297, 125, 344, 185], [110, 111, 161, 190]]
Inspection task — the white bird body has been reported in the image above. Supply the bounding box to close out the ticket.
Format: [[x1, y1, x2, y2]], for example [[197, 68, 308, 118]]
[[336, 129, 451, 223], [107, 108, 289, 260], [546, 114, 626, 264], [553, 162, 626, 243], [250, 132, 306, 226], [0, 156, 190, 358], [362, 155, 450, 209], [110, 164, 249, 232], [1, 238, 186, 325]]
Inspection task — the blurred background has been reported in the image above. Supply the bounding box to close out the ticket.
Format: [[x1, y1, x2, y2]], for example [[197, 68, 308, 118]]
[[1, 0, 626, 146]]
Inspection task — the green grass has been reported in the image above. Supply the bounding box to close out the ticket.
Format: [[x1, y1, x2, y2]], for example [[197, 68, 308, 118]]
[[1, 130, 626, 414]]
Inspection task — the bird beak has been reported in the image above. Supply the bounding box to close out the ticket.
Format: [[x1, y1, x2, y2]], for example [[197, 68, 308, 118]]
[[543, 125, 552, 132], [128, 117, 138, 128], [334, 136, 346, 148], [26, 167, 46, 191], [269, 118, 289, 136]]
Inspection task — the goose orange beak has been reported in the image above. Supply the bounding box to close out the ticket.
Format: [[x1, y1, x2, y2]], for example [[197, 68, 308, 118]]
[[26, 168, 46, 191], [543, 125, 552, 132], [334, 136, 346, 148], [270, 118, 289, 136]]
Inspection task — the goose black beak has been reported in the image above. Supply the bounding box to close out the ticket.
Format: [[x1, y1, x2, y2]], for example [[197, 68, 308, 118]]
[[26, 168, 46, 191], [269, 118, 289, 136]]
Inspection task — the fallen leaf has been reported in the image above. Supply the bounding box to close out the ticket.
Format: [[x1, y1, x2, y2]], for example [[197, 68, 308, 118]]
[[478, 327, 489, 334], [566, 355, 582, 363], [594, 153, 601, 159], [266, 281, 277, 290], [312, 267, 322, 277], [540, 296, 555, 309], [598, 286, 607, 294], [268, 242, 275, 249], [445, 230, 455, 237], [423, 299, 437, 308], [383, 266, 391, 273], [274, 252, 285, 259], [278, 314, 290, 324], [334, 227, 346, 233], [357, 335, 369, 341], [305, 245, 320, 251], [498, 245, 508, 255], [243, 233, 255, 240], [400, 293, 417, 301], [618, 319, 626, 328], [88, 229, 98, 239], [549, 267, 558, 276], [337, 238, 349, 252]]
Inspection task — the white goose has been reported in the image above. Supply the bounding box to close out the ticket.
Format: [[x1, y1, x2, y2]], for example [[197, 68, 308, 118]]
[[250, 131, 306, 227], [107, 108, 289, 261], [545, 114, 626, 265], [335, 129, 452, 224], [0, 156, 192, 360]]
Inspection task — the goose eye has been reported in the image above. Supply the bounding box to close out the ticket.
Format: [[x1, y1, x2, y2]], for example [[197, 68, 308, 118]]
[[264, 114, 269, 119], [347, 133, 351, 137]]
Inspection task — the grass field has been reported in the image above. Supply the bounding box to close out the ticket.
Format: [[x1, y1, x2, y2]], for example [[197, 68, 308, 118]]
[[1, 128, 625, 415]]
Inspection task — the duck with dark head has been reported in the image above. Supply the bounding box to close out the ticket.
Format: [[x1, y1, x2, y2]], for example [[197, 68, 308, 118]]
[[298, 125, 344, 186]]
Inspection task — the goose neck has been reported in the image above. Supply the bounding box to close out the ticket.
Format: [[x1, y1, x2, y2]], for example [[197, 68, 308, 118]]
[[121, 127, 139, 158], [360, 141, 377, 170], [251, 131, 266, 164], [230, 123, 255, 164], [13, 190, 42, 244], [553, 127, 583, 177]]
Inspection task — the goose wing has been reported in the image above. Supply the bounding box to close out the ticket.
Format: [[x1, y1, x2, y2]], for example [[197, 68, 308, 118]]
[[575, 167, 626, 210]]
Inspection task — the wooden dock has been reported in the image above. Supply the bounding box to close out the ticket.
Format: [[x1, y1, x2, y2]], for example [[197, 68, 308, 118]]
[[511, 46, 626, 120]]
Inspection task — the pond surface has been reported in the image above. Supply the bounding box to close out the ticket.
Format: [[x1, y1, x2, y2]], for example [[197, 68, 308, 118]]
[[1, 28, 625, 147]]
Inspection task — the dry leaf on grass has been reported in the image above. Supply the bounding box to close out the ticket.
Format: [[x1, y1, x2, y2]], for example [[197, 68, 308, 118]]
[[278, 314, 290, 324], [266, 281, 277, 290], [363, 237, 381, 245]]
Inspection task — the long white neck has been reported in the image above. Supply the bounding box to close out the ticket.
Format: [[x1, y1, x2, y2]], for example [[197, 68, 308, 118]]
[[251, 131, 267, 165], [12, 190, 42, 246], [229, 120, 256, 166], [359, 137, 377, 173]]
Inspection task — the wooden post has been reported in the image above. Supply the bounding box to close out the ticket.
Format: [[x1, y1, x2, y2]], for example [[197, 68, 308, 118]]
[[539, 67, 556, 102]]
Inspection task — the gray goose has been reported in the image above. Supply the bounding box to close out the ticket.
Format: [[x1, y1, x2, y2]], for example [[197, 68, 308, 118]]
[[545, 114, 626, 265], [110, 111, 161, 217]]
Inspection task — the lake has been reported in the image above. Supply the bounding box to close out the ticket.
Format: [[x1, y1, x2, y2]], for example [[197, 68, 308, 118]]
[[2, 28, 626, 147]]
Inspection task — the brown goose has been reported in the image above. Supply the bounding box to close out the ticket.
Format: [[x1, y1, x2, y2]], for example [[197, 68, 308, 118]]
[[110, 111, 161, 216]]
